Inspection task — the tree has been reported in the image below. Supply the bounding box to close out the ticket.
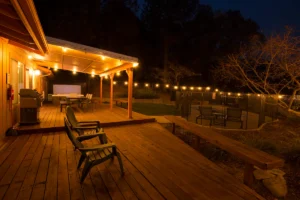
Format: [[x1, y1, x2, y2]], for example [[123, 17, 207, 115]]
[[214, 28, 300, 109], [153, 61, 196, 86]]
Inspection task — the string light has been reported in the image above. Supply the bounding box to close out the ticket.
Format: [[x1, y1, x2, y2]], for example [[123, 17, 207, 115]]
[[116, 71, 121, 76], [257, 94, 261, 97], [182, 86, 187, 90], [34, 70, 40, 76], [228, 92, 231, 96], [62, 47, 68, 52], [237, 93, 241, 96], [145, 83, 149, 87], [133, 62, 139, 67], [206, 87, 211, 91], [73, 67, 77, 74], [197, 87, 202, 91], [190, 87, 194, 90], [104, 75, 108, 79], [174, 86, 178, 90], [28, 55, 32, 59], [278, 95, 283, 99], [215, 88, 219, 92], [113, 81, 117, 85], [165, 84, 169, 88], [100, 55, 106, 60], [155, 84, 159, 88], [54, 65, 58, 71], [124, 81, 128, 85], [134, 83, 138, 87]]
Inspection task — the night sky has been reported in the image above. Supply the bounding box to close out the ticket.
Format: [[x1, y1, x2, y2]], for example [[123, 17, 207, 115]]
[[200, 0, 300, 34]]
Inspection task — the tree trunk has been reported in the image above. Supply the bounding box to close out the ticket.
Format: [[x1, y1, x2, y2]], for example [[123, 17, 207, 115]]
[[288, 89, 299, 109], [163, 36, 169, 84]]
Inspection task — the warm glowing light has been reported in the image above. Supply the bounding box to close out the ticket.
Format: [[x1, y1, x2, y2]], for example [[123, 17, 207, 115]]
[[182, 86, 187, 90], [91, 71, 95, 77], [257, 94, 261, 97], [116, 71, 121, 76], [28, 55, 32, 59], [215, 88, 219, 92], [104, 75, 108, 79], [247, 93, 251, 96], [73, 67, 77, 74], [145, 83, 149, 87], [54, 65, 58, 71], [190, 87, 194, 90], [197, 87, 202, 90], [34, 70, 41, 76], [165, 84, 169, 88], [133, 62, 139, 67], [29, 69, 33, 75], [105, 68, 109, 71], [206, 87, 211, 91], [237, 93, 241, 96], [62, 47, 68, 52], [100, 55, 106, 60], [174, 86, 178, 90], [124, 81, 128, 85], [113, 81, 117, 85], [278, 95, 283, 99], [155, 84, 159, 88], [228, 92, 231, 96], [220, 91, 223, 94], [134, 82, 138, 87]]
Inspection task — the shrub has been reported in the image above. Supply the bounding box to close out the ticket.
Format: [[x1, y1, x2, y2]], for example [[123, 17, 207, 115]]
[[239, 135, 278, 155], [134, 88, 159, 99]]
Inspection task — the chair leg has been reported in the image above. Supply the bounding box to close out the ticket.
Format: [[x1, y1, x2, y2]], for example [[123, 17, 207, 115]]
[[77, 154, 86, 169], [80, 161, 93, 183], [116, 152, 124, 175]]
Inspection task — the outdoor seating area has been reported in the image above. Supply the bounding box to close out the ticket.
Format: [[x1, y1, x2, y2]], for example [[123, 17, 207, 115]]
[[16, 103, 155, 134]]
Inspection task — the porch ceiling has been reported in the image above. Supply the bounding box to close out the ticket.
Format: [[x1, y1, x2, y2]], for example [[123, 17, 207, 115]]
[[30, 36, 138, 76], [0, 0, 48, 55]]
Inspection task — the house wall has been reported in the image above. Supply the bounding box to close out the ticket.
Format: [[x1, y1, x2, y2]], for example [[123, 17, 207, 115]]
[[0, 37, 39, 138]]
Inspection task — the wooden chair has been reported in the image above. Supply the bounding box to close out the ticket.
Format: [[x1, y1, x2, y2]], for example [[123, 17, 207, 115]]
[[64, 117, 124, 183], [81, 94, 93, 111], [66, 106, 102, 135], [225, 107, 243, 129], [60, 97, 71, 112], [195, 106, 215, 126]]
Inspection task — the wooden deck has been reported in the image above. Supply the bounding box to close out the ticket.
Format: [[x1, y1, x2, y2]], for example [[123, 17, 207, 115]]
[[16, 103, 155, 134], [0, 123, 264, 200]]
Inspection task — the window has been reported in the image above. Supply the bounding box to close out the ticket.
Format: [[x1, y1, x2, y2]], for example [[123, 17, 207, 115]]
[[11, 59, 24, 104]]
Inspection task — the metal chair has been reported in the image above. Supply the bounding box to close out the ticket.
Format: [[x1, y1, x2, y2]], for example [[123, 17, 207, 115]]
[[225, 107, 243, 129], [64, 117, 124, 183], [195, 106, 215, 126]]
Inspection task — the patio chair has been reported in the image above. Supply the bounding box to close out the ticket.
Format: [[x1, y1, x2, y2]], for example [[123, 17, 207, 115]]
[[66, 106, 102, 135], [225, 107, 243, 129], [60, 97, 71, 112], [195, 106, 215, 126], [64, 117, 124, 183], [80, 94, 93, 111]]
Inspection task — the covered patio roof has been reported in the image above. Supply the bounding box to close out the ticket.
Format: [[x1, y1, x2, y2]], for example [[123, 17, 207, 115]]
[[30, 36, 138, 76]]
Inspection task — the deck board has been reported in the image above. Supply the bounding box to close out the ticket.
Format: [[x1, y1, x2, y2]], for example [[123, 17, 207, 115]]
[[17, 104, 155, 134], [0, 123, 264, 200]]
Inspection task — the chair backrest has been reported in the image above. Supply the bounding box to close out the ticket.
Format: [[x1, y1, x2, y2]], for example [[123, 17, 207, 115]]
[[89, 94, 93, 100], [64, 117, 84, 149], [85, 93, 89, 98], [66, 106, 78, 127], [227, 108, 242, 119], [199, 106, 212, 116]]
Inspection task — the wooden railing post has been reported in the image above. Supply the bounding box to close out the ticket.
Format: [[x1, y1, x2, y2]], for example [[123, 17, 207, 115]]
[[109, 74, 114, 110], [100, 76, 103, 105], [244, 164, 255, 187]]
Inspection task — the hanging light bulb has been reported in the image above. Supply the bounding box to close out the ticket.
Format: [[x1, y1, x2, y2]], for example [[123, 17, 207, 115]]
[[165, 84, 169, 88]]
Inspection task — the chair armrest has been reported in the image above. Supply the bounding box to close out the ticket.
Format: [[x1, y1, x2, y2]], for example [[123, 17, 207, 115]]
[[74, 126, 99, 130], [78, 121, 100, 125], [78, 143, 116, 152], [77, 132, 106, 142]]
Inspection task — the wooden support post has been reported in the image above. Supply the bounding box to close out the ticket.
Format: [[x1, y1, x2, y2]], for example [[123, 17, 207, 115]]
[[126, 68, 133, 119], [172, 123, 176, 134], [100, 76, 103, 105], [110, 74, 114, 110], [244, 163, 255, 187]]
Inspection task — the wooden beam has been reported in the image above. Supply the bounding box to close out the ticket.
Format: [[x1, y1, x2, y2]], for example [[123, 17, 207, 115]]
[[0, 14, 29, 35], [126, 68, 133, 119], [0, 4, 19, 19], [99, 63, 134, 76], [100, 76, 103, 105], [109, 73, 114, 110], [0, 25, 34, 44], [10, 0, 48, 54], [8, 39, 40, 54]]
